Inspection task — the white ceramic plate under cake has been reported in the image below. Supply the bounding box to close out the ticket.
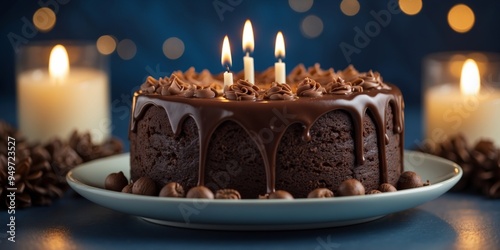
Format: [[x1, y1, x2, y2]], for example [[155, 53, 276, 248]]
[[67, 150, 462, 230]]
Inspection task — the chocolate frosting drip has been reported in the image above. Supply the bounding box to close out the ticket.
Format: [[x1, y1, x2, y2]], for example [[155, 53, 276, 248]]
[[225, 79, 260, 101], [264, 82, 295, 100], [130, 85, 404, 193], [297, 77, 326, 97]]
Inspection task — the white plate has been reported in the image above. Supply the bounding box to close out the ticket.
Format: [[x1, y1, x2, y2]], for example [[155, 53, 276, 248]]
[[67, 151, 462, 230]]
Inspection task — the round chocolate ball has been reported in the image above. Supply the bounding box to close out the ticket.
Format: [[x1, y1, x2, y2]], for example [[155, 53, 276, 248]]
[[186, 186, 214, 199], [337, 179, 365, 196], [159, 182, 185, 198], [397, 171, 423, 190], [121, 183, 133, 193], [105, 171, 129, 192], [307, 188, 334, 198], [367, 189, 382, 195], [132, 177, 158, 196], [379, 183, 397, 192], [269, 190, 294, 199], [215, 189, 241, 199]]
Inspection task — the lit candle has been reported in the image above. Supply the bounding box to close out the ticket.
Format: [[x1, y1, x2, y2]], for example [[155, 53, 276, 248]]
[[242, 20, 255, 84], [274, 31, 286, 84], [221, 35, 233, 91], [425, 59, 500, 145], [17, 44, 110, 143]]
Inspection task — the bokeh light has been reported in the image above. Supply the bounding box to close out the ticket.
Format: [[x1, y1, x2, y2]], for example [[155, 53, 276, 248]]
[[340, 0, 360, 16], [96, 35, 117, 55], [301, 15, 323, 38], [288, 0, 313, 13], [117, 39, 137, 60], [399, 0, 422, 15], [33, 7, 56, 32], [448, 4, 475, 33], [162, 37, 185, 60]]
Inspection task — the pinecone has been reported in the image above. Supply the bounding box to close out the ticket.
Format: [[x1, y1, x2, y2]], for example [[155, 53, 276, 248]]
[[420, 134, 500, 198], [0, 120, 124, 209]]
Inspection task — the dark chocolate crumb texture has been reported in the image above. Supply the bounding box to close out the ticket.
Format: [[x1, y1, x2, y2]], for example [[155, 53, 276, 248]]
[[129, 64, 405, 198]]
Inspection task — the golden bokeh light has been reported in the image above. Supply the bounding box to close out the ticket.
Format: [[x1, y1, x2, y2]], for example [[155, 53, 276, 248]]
[[33, 7, 56, 32], [448, 4, 475, 33], [340, 0, 360, 16], [399, 0, 422, 15], [96, 35, 117, 55], [288, 0, 313, 13], [163, 37, 185, 60], [117, 39, 137, 60], [301, 15, 323, 38]]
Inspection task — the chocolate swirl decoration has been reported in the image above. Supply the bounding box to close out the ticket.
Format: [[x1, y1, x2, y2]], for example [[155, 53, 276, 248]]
[[140, 76, 159, 94], [264, 82, 295, 100], [184, 85, 219, 98], [340, 65, 360, 82], [308, 63, 336, 85], [296, 77, 326, 97], [225, 79, 260, 101], [167, 75, 192, 95], [355, 70, 383, 90], [325, 77, 354, 95]]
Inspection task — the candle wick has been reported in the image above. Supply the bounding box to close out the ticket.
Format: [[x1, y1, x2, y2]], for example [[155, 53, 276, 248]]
[[278, 58, 282, 63], [246, 52, 249, 57], [226, 65, 230, 72]]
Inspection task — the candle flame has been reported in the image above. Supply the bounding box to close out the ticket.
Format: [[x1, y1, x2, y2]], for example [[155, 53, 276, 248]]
[[49, 44, 70, 82], [274, 31, 285, 59], [242, 20, 254, 54], [221, 35, 232, 69], [460, 58, 480, 95]]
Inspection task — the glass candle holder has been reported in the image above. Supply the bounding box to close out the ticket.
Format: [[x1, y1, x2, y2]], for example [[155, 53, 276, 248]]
[[16, 41, 110, 144], [423, 51, 500, 148]]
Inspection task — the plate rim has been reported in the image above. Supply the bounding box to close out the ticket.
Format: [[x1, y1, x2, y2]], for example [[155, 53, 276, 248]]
[[66, 150, 462, 229]]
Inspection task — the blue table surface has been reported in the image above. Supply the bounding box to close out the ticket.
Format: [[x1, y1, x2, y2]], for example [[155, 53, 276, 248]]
[[1, 95, 500, 250]]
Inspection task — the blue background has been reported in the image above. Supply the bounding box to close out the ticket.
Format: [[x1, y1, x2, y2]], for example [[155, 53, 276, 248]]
[[1, 0, 500, 148]]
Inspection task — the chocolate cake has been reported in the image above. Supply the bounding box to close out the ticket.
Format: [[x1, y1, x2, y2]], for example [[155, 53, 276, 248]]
[[129, 64, 404, 198]]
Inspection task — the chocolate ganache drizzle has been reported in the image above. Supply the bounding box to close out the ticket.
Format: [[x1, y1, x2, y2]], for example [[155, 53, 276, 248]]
[[130, 64, 404, 193]]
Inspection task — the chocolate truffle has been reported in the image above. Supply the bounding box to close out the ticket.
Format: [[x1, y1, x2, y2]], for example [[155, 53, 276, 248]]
[[397, 171, 423, 190], [379, 183, 397, 192], [215, 189, 241, 199], [105, 171, 129, 192], [159, 182, 184, 198], [307, 188, 334, 198], [132, 177, 158, 196], [268, 190, 294, 199], [337, 179, 365, 196], [121, 183, 133, 193], [367, 189, 382, 194], [186, 186, 214, 199]]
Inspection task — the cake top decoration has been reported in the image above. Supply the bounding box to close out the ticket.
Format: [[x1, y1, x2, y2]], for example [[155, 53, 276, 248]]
[[138, 64, 391, 100]]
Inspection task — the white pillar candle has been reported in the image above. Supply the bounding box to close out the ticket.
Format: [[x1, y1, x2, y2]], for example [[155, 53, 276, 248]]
[[221, 35, 233, 91], [223, 71, 233, 90], [243, 55, 254, 84], [425, 59, 500, 145], [274, 31, 286, 84], [17, 44, 110, 144], [242, 20, 255, 84]]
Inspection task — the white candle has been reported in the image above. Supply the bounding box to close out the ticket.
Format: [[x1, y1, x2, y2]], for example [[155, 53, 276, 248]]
[[221, 35, 233, 90], [274, 31, 286, 84], [242, 20, 255, 84], [425, 59, 500, 145], [17, 44, 110, 144]]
